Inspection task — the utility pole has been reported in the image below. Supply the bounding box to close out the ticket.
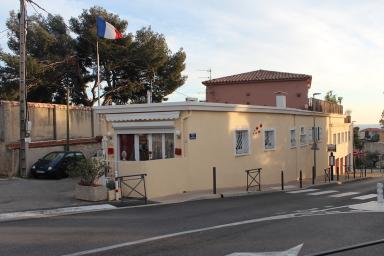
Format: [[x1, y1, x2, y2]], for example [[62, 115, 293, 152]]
[[147, 71, 154, 104], [66, 85, 70, 151], [19, 0, 29, 177]]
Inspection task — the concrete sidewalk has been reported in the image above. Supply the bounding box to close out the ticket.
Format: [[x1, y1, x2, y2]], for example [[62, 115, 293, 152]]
[[0, 170, 380, 219], [0, 177, 93, 214], [151, 173, 376, 203]]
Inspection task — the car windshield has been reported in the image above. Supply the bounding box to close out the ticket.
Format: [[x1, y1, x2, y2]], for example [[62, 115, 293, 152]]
[[42, 152, 65, 162]]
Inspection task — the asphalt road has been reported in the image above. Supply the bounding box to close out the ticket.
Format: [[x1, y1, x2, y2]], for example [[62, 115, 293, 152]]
[[1, 177, 384, 256]]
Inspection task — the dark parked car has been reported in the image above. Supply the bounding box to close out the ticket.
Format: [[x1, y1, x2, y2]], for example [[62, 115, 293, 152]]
[[31, 151, 85, 179]]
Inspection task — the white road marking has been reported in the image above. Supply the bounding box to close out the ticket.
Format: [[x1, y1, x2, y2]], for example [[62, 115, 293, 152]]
[[307, 190, 338, 196], [0, 204, 116, 222], [270, 185, 297, 190], [352, 194, 377, 200], [287, 189, 319, 194], [329, 192, 360, 198], [225, 244, 303, 256], [60, 205, 360, 256], [349, 201, 384, 212]]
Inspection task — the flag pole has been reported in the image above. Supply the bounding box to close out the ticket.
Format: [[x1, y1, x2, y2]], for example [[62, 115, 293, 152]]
[[96, 38, 100, 106]]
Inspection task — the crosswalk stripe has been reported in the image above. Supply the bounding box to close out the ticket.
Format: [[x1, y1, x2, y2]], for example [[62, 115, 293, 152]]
[[329, 192, 360, 198], [308, 190, 338, 196], [287, 189, 319, 194], [352, 194, 377, 200]]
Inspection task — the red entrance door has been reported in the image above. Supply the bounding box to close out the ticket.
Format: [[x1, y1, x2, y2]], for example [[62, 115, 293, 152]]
[[340, 157, 344, 174], [336, 158, 339, 175]]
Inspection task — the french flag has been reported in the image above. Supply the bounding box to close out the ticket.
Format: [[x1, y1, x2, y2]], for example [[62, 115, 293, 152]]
[[96, 16, 123, 40]]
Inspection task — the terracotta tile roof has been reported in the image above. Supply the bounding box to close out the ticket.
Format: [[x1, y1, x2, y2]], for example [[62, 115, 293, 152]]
[[360, 128, 382, 132], [202, 69, 312, 86]]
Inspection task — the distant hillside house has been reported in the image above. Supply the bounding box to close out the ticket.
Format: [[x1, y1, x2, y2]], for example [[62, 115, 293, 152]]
[[203, 69, 312, 110], [359, 128, 382, 142]]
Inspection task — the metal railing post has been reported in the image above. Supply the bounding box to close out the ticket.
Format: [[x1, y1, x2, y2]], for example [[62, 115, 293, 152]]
[[142, 174, 147, 204]]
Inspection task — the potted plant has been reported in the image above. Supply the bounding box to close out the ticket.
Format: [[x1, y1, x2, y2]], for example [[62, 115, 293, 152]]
[[106, 179, 116, 201], [67, 157, 108, 201]]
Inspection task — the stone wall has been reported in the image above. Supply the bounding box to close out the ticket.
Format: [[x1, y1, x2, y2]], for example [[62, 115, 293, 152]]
[[364, 142, 384, 154], [0, 101, 99, 177]]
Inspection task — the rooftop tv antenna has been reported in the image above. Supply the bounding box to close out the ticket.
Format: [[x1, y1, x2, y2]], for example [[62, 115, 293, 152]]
[[198, 68, 212, 80]]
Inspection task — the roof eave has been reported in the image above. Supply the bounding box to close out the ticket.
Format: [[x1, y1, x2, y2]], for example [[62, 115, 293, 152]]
[[203, 77, 312, 86]]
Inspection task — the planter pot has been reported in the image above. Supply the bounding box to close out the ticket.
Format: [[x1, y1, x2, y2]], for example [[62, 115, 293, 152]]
[[75, 184, 107, 201], [107, 190, 116, 201]]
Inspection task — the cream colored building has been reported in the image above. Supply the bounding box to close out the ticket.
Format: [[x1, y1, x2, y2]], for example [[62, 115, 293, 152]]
[[94, 102, 352, 199]]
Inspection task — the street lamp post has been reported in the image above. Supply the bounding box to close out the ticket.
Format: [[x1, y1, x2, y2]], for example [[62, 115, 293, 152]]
[[312, 93, 321, 184]]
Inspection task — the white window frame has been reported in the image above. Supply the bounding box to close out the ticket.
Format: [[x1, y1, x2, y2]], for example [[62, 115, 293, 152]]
[[317, 127, 322, 142], [307, 127, 313, 144], [264, 128, 276, 151], [300, 126, 307, 146], [234, 129, 251, 156], [115, 128, 175, 162], [289, 128, 296, 148], [312, 126, 322, 143]]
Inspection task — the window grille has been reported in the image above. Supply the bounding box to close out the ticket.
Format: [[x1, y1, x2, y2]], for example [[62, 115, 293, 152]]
[[264, 129, 275, 150], [290, 129, 296, 148], [300, 127, 306, 145], [235, 130, 249, 155]]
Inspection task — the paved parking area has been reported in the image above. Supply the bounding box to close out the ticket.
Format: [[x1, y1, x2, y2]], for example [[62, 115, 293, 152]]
[[0, 177, 92, 213]]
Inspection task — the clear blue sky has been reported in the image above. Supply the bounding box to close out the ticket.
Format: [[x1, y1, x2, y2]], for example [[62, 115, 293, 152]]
[[1, 0, 383, 125]]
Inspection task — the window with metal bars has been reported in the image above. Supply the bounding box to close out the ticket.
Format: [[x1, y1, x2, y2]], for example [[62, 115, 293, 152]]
[[264, 129, 276, 150], [235, 130, 249, 155]]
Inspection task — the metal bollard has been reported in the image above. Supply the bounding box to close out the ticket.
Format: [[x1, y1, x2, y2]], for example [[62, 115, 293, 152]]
[[299, 170, 302, 188], [377, 183, 383, 204], [213, 167, 217, 194], [281, 170, 284, 190], [365, 168, 367, 177], [312, 166, 315, 185], [353, 169, 355, 179]]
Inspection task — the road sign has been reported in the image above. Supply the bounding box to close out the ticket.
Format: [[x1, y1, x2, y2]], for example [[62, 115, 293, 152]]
[[327, 144, 336, 152]]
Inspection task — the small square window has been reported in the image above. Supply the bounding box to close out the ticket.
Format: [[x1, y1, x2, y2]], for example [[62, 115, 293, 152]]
[[264, 129, 276, 150]]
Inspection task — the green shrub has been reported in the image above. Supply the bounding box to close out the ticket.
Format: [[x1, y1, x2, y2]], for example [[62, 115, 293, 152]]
[[67, 158, 106, 186], [106, 179, 116, 190]]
